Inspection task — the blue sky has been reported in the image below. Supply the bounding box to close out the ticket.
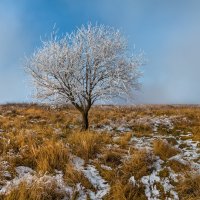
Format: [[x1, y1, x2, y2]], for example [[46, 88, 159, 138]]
[[0, 0, 200, 104]]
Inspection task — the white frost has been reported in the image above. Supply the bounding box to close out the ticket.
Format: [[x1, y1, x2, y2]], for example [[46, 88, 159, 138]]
[[129, 176, 137, 186], [83, 165, 110, 200], [101, 164, 112, 171], [72, 156, 110, 199], [0, 166, 73, 199]]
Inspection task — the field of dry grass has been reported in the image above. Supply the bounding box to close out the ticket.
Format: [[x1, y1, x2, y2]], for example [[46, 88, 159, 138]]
[[0, 103, 199, 200]]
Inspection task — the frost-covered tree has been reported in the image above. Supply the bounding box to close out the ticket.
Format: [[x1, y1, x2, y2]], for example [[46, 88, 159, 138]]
[[25, 24, 144, 130]]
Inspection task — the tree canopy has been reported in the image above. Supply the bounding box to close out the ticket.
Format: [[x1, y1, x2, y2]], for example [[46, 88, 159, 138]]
[[25, 24, 144, 129]]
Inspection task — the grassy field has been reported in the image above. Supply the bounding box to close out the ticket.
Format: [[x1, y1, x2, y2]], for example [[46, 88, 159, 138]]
[[0, 104, 199, 200]]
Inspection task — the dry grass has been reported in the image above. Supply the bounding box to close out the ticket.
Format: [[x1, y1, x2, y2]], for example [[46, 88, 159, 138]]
[[167, 159, 190, 173], [102, 151, 123, 167], [176, 174, 200, 200], [107, 180, 146, 200], [67, 131, 111, 161], [95, 163, 117, 183], [0, 104, 200, 199], [114, 132, 132, 148], [0, 179, 66, 200], [122, 150, 154, 180], [35, 140, 69, 173], [64, 163, 94, 191], [153, 139, 180, 161], [0, 133, 69, 174]]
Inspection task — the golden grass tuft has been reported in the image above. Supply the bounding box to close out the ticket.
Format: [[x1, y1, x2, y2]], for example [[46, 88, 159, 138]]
[[176, 174, 200, 200], [0, 179, 66, 200], [122, 150, 154, 180], [115, 132, 132, 148], [167, 159, 190, 173], [102, 151, 122, 167], [153, 139, 180, 160], [0, 104, 200, 199], [35, 140, 69, 173], [67, 131, 111, 161], [64, 163, 94, 191], [107, 179, 146, 200], [95, 163, 117, 183], [6, 138, 69, 173]]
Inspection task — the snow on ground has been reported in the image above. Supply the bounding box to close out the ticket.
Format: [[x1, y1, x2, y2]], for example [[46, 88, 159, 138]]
[[93, 120, 131, 133], [0, 129, 4, 133], [131, 133, 200, 172], [0, 166, 73, 199], [131, 133, 200, 173], [15, 166, 34, 177], [131, 130, 199, 200], [129, 176, 137, 186], [83, 165, 110, 200], [129, 116, 199, 200], [141, 157, 179, 200], [0, 156, 110, 200], [72, 156, 110, 200], [0, 161, 11, 179], [0, 114, 199, 199], [150, 116, 174, 133], [100, 164, 112, 171], [74, 115, 199, 200]]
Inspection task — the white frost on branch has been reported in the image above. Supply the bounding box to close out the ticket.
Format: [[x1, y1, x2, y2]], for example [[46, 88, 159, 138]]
[[25, 24, 144, 110]]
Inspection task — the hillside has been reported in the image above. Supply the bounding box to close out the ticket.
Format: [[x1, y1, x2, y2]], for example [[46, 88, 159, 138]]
[[0, 104, 199, 200]]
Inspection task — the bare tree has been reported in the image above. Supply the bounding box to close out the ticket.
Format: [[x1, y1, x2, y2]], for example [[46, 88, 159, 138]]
[[25, 24, 144, 130]]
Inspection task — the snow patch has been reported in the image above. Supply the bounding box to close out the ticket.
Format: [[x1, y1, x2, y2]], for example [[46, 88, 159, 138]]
[[0, 166, 73, 199], [129, 176, 137, 186], [141, 158, 179, 200], [101, 164, 112, 171], [72, 156, 110, 199], [15, 166, 34, 177], [83, 165, 110, 200]]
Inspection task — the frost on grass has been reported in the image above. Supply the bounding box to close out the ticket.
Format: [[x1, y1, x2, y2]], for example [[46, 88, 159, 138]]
[[107, 115, 199, 199], [0, 161, 11, 180], [129, 176, 137, 186], [150, 116, 174, 133], [173, 138, 200, 173], [129, 120, 182, 200], [15, 166, 34, 177], [72, 156, 85, 171], [0, 166, 73, 199], [131, 129, 200, 172], [141, 157, 179, 200], [0, 129, 4, 133], [141, 158, 161, 200], [72, 156, 110, 200], [133, 115, 175, 133], [116, 126, 132, 132], [101, 164, 112, 171], [130, 136, 152, 149], [129, 119, 199, 200], [83, 165, 110, 200], [95, 124, 131, 133]]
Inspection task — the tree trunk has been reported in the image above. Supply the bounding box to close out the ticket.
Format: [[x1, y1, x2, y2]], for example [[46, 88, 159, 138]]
[[81, 111, 89, 130]]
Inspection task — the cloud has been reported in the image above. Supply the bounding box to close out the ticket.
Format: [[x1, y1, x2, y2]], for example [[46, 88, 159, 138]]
[[1, 0, 200, 104], [0, 2, 30, 103]]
